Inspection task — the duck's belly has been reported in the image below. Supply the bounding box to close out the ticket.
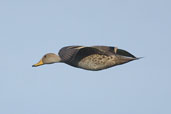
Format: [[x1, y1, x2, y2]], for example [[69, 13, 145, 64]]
[[77, 54, 117, 71]]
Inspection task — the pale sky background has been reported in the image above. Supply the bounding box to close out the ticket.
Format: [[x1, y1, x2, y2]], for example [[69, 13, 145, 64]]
[[0, 0, 171, 114]]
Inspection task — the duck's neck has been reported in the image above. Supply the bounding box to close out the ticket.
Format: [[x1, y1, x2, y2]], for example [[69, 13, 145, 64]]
[[54, 55, 62, 63]]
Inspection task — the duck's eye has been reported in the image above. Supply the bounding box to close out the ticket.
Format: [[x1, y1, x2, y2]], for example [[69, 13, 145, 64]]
[[44, 55, 47, 58]]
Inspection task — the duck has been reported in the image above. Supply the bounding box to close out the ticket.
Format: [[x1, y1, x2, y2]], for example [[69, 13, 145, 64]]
[[32, 45, 141, 71]]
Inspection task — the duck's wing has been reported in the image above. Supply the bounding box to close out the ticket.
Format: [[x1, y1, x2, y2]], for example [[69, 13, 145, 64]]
[[92, 46, 115, 55], [116, 48, 136, 58], [92, 46, 136, 58], [58, 46, 107, 64], [73, 47, 106, 60], [58, 46, 84, 62]]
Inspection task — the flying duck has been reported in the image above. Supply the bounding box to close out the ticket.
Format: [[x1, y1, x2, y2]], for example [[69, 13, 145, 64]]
[[32, 46, 141, 71]]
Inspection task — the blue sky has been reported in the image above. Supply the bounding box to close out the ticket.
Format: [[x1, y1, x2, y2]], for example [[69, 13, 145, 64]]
[[0, 0, 170, 114]]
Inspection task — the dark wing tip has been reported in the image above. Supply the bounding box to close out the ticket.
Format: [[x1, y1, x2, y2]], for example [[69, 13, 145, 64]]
[[116, 49, 136, 58]]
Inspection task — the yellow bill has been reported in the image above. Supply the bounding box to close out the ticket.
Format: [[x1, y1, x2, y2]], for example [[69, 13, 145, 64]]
[[32, 59, 44, 67]]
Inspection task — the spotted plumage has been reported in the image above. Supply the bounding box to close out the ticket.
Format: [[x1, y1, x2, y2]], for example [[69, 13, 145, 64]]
[[33, 45, 141, 71]]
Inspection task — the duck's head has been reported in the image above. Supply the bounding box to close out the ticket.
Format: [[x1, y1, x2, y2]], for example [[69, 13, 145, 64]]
[[32, 53, 61, 67]]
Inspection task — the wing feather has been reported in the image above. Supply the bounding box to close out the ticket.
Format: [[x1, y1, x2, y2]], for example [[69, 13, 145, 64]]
[[58, 46, 83, 62]]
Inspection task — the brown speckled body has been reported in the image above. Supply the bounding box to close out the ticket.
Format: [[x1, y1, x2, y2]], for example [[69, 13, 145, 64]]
[[78, 54, 133, 71]]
